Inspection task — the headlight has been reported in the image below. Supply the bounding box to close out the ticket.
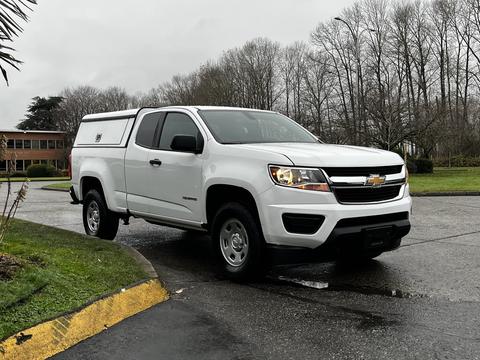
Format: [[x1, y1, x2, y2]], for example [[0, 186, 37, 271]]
[[269, 166, 330, 192]]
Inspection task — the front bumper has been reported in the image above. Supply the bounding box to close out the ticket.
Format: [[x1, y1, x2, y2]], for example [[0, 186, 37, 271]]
[[258, 184, 412, 249], [266, 213, 410, 264]]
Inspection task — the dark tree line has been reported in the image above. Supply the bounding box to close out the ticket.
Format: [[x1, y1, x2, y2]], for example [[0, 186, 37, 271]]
[[17, 0, 480, 159]]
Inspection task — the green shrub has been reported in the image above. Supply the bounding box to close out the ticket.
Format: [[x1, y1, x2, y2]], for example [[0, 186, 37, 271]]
[[26, 164, 59, 178], [406, 159, 417, 174], [414, 158, 433, 173], [10, 171, 27, 177]]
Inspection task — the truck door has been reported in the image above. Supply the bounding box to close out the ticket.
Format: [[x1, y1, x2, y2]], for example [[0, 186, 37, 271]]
[[125, 111, 164, 214], [147, 111, 205, 223]]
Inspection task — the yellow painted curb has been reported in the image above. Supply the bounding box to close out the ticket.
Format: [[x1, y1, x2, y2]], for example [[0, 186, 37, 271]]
[[0, 278, 168, 360]]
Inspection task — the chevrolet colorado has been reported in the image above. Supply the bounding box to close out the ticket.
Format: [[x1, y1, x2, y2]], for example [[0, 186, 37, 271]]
[[71, 106, 411, 279]]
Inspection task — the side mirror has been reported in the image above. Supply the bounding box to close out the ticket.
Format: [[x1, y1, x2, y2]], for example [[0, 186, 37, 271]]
[[170, 135, 201, 153]]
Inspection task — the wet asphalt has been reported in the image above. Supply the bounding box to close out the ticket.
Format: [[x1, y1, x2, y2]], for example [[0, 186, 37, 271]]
[[2, 182, 480, 359]]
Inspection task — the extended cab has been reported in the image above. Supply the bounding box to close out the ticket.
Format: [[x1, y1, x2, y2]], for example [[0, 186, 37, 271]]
[[71, 106, 411, 279]]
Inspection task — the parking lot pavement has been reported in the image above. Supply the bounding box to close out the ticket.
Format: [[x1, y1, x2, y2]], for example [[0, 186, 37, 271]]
[[2, 182, 480, 359]]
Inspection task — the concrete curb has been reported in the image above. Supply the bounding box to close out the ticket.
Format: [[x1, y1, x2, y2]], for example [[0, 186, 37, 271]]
[[0, 244, 168, 360], [118, 244, 158, 279], [411, 191, 480, 197], [0, 279, 169, 360]]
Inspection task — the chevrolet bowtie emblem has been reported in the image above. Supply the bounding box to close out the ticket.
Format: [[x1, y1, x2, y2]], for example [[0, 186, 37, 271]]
[[365, 174, 386, 186]]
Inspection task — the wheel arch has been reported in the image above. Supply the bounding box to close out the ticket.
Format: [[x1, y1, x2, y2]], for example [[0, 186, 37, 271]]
[[205, 184, 262, 232], [80, 176, 108, 205]]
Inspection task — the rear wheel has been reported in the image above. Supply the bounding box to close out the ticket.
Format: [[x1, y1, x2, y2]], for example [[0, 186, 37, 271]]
[[82, 189, 119, 240], [211, 202, 265, 280]]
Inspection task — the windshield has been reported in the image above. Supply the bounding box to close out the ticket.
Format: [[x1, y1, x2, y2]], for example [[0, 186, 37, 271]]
[[198, 110, 318, 144]]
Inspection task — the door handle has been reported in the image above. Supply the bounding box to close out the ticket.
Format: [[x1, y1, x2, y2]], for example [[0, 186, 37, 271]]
[[149, 159, 162, 166]]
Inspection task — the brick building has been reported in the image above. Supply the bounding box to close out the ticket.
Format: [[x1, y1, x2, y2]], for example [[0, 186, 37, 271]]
[[0, 130, 67, 173]]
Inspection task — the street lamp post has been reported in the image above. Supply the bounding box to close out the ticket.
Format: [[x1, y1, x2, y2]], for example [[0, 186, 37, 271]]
[[334, 16, 374, 145]]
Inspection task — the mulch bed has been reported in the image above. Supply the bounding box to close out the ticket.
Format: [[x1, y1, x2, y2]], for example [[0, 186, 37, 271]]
[[0, 254, 23, 280]]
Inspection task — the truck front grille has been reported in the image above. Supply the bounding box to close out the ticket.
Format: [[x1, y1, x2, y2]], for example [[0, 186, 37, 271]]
[[323, 165, 403, 177], [333, 185, 402, 203]]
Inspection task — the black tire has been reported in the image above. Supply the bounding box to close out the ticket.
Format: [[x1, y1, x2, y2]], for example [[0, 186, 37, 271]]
[[211, 202, 266, 281], [82, 189, 119, 240]]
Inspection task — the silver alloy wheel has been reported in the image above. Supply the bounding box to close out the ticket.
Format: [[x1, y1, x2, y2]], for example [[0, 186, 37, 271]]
[[86, 200, 100, 234], [220, 218, 249, 267]]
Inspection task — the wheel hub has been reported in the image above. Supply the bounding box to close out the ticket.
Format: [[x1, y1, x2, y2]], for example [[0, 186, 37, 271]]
[[231, 233, 244, 251], [219, 218, 249, 267], [86, 201, 100, 233]]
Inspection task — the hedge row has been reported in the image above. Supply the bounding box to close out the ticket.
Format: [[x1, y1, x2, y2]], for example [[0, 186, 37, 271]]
[[26, 164, 60, 177], [433, 156, 480, 167], [1, 164, 64, 178]]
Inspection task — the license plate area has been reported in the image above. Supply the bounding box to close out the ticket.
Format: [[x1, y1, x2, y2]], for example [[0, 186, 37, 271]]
[[363, 226, 393, 250]]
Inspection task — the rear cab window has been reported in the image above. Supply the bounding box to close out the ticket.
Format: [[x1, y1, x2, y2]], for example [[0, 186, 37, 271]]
[[135, 112, 164, 148], [157, 112, 203, 151]]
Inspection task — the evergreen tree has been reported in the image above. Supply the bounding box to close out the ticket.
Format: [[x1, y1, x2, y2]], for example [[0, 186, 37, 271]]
[[17, 96, 64, 130]]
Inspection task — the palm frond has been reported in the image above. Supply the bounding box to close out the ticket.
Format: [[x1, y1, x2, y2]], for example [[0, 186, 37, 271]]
[[0, 0, 36, 85]]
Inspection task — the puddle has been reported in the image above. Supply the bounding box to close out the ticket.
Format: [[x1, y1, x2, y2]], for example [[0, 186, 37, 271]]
[[275, 276, 329, 290], [326, 283, 418, 298], [268, 274, 418, 299]]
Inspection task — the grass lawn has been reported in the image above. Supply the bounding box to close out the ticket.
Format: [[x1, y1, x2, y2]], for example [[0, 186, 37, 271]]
[[409, 167, 480, 193], [0, 177, 70, 183], [0, 219, 147, 341], [44, 181, 72, 190]]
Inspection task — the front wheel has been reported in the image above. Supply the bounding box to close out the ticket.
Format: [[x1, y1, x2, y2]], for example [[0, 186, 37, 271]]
[[82, 189, 119, 240], [211, 202, 266, 280]]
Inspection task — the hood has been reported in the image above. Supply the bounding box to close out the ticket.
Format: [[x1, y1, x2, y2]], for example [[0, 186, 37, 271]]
[[236, 143, 403, 167]]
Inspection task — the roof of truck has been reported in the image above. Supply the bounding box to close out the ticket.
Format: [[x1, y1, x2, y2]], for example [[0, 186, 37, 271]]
[[81, 106, 276, 122], [82, 109, 141, 121], [193, 106, 275, 113]]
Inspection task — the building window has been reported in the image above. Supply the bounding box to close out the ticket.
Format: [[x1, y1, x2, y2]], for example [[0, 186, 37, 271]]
[[40, 160, 47, 165], [0, 160, 6, 172], [24, 160, 32, 170], [40, 140, 48, 149], [32, 140, 40, 149], [15, 160, 24, 171], [7, 139, 14, 148], [48, 140, 56, 149], [15, 139, 23, 149], [56, 140, 64, 149], [57, 160, 65, 169], [24, 140, 31, 149], [32, 160, 40, 165]]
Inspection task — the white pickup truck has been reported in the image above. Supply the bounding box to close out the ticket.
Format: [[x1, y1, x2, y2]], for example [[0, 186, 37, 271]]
[[71, 106, 411, 279]]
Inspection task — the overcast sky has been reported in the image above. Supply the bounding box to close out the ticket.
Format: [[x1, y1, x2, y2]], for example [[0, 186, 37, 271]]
[[0, 0, 355, 129]]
